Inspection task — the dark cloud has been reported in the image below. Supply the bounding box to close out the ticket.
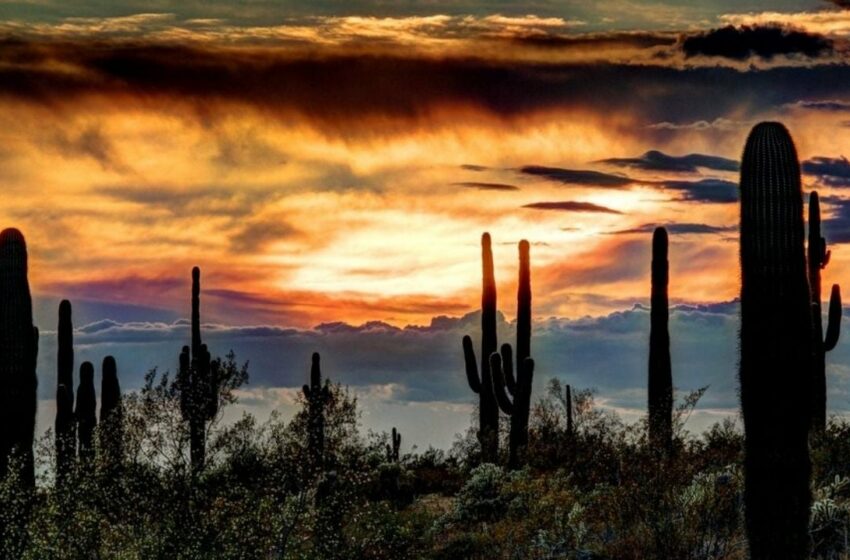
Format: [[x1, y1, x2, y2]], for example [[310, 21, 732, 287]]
[[460, 164, 489, 172], [658, 178, 738, 203], [519, 165, 632, 187], [789, 99, 850, 112], [607, 222, 735, 235], [647, 118, 749, 131], [820, 196, 850, 243], [453, 181, 519, 191], [681, 25, 833, 60], [519, 161, 738, 203], [229, 219, 300, 251], [522, 201, 623, 214], [97, 185, 273, 217], [598, 150, 739, 173], [802, 156, 850, 187], [51, 125, 129, 173], [508, 30, 677, 50], [6, 38, 850, 133]]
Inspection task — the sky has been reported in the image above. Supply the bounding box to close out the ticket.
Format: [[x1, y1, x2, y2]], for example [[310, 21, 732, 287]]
[[5, 0, 850, 449]]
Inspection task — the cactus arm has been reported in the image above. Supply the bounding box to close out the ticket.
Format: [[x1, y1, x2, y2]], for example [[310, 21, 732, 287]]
[[825, 284, 842, 352], [490, 352, 515, 415], [462, 335, 481, 394], [500, 343, 517, 395]]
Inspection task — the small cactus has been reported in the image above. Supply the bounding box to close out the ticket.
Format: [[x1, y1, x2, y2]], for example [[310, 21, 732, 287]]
[[303, 352, 330, 475], [75, 361, 97, 464], [55, 300, 75, 482], [808, 191, 842, 432], [648, 227, 673, 454], [99, 355, 123, 471], [462, 233, 500, 464], [387, 427, 401, 463]]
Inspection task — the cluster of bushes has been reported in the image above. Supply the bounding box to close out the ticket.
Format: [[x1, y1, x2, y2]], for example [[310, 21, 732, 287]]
[[2, 366, 850, 559]]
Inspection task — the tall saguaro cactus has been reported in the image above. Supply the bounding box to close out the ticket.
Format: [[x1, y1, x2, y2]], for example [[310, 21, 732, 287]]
[[648, 227, 673, 454], [462, 233, 500, 464], [739, 122, 813, 560], [565, 384, 574, 438], [303, 352, 330, 474], [75, 362, 97, 464], [808, 191, 842, 433], [178, 267, 221, 475], [99, 356, 123, 471], [56, 300, 75, 482], [491, 240, 535, 469], [0, 228, 39, 486]]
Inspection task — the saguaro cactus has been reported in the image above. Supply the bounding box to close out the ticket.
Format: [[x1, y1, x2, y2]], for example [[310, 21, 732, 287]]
[[75, 361, 97, 464], [739, 122, 813, 560], [387, 427, 401, 463], [0, 228, 39, 486], [99, 355, 123, 471], [565, 384, 574, 438], [808, 191, 842, 433], [648, 227, 673, 454], [177, 267, 221, 474], [55, 300, 75, 482], [491, 240, 535, 469], [461, 232, 500, 464], [303, 352, 330, 474]]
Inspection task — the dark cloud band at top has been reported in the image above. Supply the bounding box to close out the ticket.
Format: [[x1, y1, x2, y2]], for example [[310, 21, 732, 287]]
[[5, 37, 850, 133]]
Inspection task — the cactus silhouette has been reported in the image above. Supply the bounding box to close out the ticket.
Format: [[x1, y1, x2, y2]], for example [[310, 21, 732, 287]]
[[461, 232, 500, 464], [491, 240, 535, 469], [55, 299, 75, 482], [99, 355, 123, 471], [177, 267, 221, 474], [808, 191, 842, 432], [387, 427, 401, 463], [303, 352, 330, 474], [648, 227, 673, 454], [565, 384, 574, 438], [739, 122, 813, 559], [75, 361, 97, 464], [0, 228, 38, 486]]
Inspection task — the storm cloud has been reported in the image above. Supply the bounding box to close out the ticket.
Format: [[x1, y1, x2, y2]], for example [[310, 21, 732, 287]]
[[681, 25, 833, 60], [599, 150, 739, 173]]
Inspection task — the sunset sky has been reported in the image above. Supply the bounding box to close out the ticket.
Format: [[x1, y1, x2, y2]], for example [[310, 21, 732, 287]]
[[4, 0, 850, 449]]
